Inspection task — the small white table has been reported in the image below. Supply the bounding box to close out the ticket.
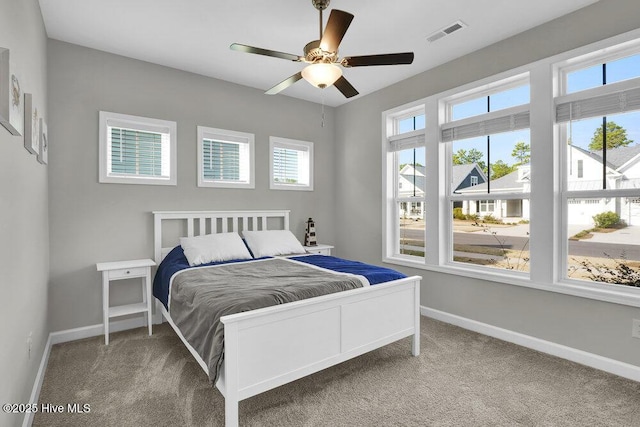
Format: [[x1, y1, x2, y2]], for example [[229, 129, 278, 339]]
[[304, 243, 334, 255], [96, 258, 156, 345]]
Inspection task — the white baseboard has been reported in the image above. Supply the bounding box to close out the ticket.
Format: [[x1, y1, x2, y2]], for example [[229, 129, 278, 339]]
[[50, 317, 147, 345], [22, 334, 52, 427], [22, 317, 147, 427], [421, 306, 640, 383]]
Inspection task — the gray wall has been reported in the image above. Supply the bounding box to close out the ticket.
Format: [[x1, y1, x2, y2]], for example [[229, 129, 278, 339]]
[[47, 40, 337, 331], [334, 0, 640, 367], [0, 1, 49, 426]]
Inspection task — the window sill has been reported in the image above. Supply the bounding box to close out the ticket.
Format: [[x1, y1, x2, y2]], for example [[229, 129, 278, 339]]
[[383, 256, 640, 308], [198, 181, 255, 189], [269, 184, 314, 191], [99, 176, 176, 186]]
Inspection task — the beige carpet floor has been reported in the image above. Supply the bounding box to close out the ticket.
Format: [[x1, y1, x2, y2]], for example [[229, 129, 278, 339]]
[[34, 318, 640, 426]]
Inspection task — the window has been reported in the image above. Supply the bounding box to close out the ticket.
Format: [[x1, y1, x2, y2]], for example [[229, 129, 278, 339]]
[[269, 137, 313, 191], [577, 159, 584, 178], [385, 109, 426, 260], [383, 32, 640, 306], [557, 46, 640, 288], [197, 126, 254, 189], [99, 111, 176, 185], [443, 75, 531, 274]]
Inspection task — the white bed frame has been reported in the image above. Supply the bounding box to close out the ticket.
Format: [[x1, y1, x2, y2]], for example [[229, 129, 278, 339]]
[[153, 210, 422, 427]]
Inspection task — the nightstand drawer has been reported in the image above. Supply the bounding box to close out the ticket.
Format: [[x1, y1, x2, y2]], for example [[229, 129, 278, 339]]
[[304, 244, 334, 256], [108, 266, 147, 280]]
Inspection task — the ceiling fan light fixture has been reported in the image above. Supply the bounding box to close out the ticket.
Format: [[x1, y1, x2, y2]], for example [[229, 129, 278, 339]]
[[302, 63, 342, 89]]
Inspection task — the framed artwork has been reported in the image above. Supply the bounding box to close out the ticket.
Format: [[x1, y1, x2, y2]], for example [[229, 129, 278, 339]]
[[0, 47, 24, 136], [37, 118, 48, 165], [24, 93, 39, 154]]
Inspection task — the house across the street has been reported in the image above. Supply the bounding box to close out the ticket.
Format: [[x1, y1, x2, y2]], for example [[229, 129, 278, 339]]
[[456, 144, 640, 225]]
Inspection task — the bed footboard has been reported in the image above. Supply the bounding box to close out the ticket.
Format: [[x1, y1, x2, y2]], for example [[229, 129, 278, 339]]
[[219, 276, 421, 427]]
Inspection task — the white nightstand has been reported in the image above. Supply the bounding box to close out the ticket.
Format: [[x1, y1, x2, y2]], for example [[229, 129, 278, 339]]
[[304, 243, 334, 255], [96, 258, 156, 345]]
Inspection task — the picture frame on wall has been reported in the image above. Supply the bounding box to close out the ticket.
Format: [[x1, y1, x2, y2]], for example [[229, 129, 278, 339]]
[[37, 118, 48, 165], [24, 93, 39, 154], [0, 47, 24, 136]]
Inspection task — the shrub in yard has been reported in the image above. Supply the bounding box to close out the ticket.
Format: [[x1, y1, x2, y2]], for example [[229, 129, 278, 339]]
[[481, 214, 501, 224], [453, 207, 465, 220], [592, 211, 623, 229], [465, 213, 479, 221]]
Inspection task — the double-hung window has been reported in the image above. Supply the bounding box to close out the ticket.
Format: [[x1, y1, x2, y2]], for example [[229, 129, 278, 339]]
[[197, 126, 255, 189], [269, 137, 313, 191], [99, 111, 177, 185], [384, 109, 426, 259], [556, 47, 640, 287], [442, 75, 531, 273]]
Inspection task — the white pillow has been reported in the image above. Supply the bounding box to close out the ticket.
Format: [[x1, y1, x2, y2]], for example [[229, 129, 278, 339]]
[[180, 232, 252, 266], [242, 230, 306, 258]]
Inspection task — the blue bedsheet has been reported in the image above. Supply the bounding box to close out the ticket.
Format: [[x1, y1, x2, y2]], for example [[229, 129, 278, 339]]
[[289, 254, 406, 285], [153, 247, 407, 309]]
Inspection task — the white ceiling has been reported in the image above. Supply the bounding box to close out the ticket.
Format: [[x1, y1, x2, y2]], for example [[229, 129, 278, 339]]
[[38, 0, 599, 107]]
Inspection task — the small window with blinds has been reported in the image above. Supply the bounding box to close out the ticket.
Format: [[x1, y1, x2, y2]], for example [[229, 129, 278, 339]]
[[197, 126, 254, 189], [99, 111, 177, 185], [269, 137, 313, 191]]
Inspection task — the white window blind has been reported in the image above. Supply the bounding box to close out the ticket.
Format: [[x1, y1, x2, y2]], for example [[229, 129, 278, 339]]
[[388, 129, 425, 152], [108, 127, 167, 178], [441, 106, 530, 142], [556, 82, 640, 123], [273, 146, 302, 184]]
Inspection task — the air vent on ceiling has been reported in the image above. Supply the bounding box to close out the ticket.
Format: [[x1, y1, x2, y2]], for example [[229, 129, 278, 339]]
[[426, 20, 467, 43]]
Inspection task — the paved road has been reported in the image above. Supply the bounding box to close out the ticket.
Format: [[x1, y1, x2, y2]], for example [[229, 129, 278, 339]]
[[400, 228, 640, 260]]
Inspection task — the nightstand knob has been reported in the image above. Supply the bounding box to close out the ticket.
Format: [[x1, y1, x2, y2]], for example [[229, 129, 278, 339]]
[[126, 270, 130, 274]]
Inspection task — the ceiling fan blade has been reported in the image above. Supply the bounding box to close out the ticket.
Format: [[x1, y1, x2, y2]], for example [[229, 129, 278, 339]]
[[230, 43, 302, 62], [265, 72, 304, 95], [333, 76, 359, 98], [342, 52, 414, 67], [320, 9, 354, 52]]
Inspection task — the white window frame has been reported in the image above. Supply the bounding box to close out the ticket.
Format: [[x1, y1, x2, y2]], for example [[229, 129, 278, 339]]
[[269, 137, 314, 191], [99, 111, 177, 186], [197, 126, 255, 189], [383, 104, 428, 262], [382, 28, 640, 309], [555, 37, 640, 293], [441, 74, 531, 276]]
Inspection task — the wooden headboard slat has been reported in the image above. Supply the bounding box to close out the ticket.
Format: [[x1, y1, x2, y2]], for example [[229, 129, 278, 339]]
[[152, 210, 291, 264]]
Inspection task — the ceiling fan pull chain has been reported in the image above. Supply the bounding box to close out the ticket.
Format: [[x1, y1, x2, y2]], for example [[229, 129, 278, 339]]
[[321, 91, 326, 127]]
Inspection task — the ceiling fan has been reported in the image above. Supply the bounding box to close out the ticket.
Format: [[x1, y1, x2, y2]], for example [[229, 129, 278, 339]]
[[230, 0, 414, 99]]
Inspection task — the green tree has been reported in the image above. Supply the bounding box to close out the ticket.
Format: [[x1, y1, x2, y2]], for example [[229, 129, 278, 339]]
[[490, 160, 516, 180], [453, 148, 486, 171], [588, 121, 633, 151], [511, 141, 530, 164]]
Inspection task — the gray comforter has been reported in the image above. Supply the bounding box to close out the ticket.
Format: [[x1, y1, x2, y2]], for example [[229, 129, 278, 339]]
[[168, 257, 367, 383]]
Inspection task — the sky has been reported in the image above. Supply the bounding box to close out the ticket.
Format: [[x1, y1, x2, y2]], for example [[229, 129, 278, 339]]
[[398, 53, 640, 166]]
